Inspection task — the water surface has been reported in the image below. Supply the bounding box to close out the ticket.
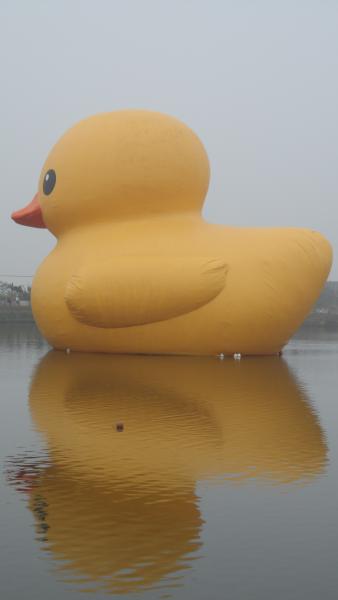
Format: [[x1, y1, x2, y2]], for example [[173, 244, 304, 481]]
[[1, 324, 337, 599]]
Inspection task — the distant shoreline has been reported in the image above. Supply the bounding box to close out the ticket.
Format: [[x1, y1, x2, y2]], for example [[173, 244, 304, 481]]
[[1, 289, 337, 329], [0, 304, 34, 323]]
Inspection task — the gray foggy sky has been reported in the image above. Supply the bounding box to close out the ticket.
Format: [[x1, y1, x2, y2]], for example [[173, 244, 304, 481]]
[[1, 0, 338, 284]]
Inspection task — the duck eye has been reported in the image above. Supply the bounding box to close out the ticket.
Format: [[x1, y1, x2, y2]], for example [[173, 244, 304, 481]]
[[43, 169, 56, 195]]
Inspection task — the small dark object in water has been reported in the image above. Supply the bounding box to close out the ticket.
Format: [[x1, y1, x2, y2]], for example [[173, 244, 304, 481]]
[[116, 422, 124, 432]]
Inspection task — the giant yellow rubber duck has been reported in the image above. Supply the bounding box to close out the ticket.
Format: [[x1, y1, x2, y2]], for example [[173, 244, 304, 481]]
[[12, 110, 332, 354], [7, 353, 326, 594]]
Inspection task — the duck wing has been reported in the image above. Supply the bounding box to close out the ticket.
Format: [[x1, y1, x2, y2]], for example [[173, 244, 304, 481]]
[[65, 256, 227, 328]]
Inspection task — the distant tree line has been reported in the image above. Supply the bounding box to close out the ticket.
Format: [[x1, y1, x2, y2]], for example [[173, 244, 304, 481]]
[[0, 281, 31, 304], [299, 281, 338, 329]]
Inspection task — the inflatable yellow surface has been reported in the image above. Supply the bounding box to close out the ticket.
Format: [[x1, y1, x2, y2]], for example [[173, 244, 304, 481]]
[[7, 353, 326, 594], [12, 111, 332, 354]]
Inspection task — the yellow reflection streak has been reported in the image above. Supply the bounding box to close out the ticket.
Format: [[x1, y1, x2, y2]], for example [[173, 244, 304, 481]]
[[23, 352, 327, 594]]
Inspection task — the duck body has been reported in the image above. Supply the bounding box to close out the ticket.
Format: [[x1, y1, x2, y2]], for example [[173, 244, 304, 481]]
[[32, 216, 331, 355], [13, 110, 332, 355]]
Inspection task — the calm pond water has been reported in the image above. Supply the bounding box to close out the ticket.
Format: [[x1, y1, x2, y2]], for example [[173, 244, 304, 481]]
[[1, 324, 337, 599]]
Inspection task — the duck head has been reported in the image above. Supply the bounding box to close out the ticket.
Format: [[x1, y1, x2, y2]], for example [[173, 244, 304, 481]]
[[11, 110, 210, 236]]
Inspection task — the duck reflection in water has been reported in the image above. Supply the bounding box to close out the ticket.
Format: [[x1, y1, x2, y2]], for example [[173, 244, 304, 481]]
[[8, 352, 327, 595]]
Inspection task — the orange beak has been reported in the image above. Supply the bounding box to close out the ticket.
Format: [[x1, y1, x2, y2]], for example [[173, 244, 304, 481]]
[[11, 194, 46, 228]]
